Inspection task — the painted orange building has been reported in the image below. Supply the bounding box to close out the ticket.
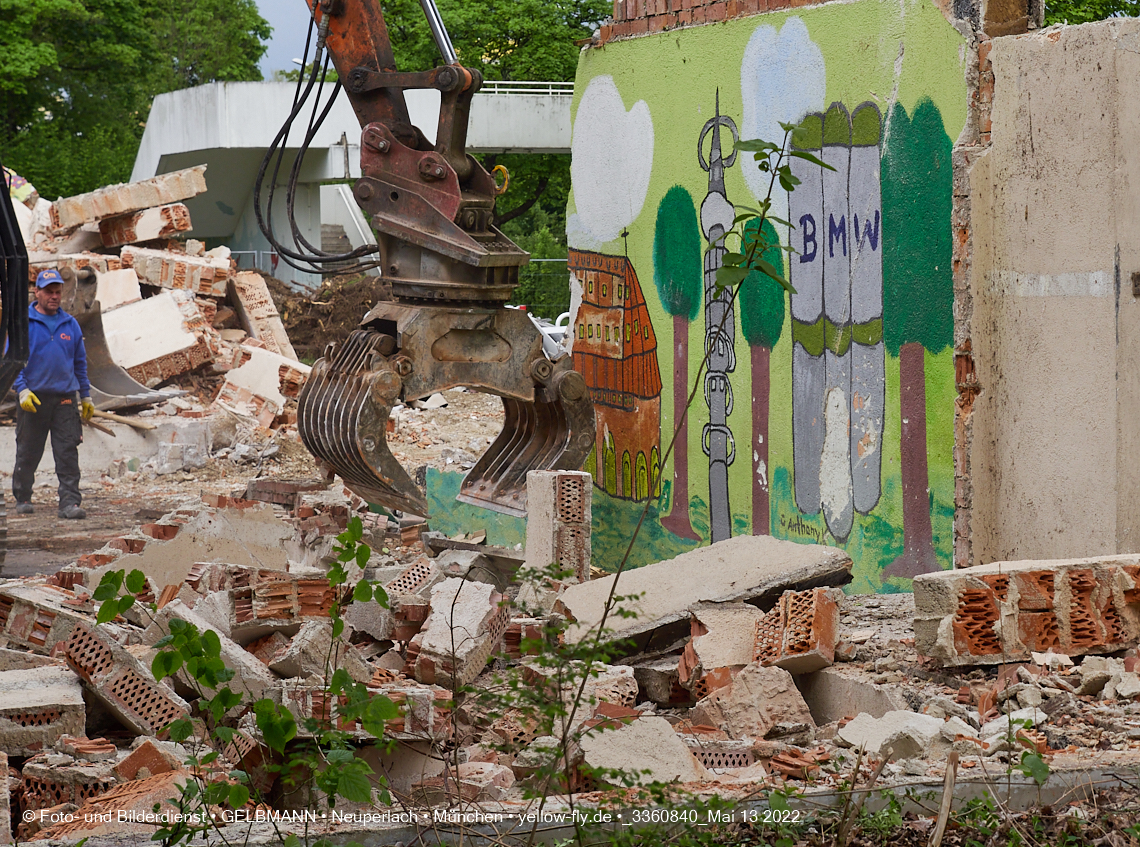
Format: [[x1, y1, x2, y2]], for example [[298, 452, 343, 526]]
[[569, 250, 662, 501]]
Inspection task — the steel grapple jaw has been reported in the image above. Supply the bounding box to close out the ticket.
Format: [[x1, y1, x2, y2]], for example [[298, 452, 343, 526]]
[[297, 302, 595, 518]]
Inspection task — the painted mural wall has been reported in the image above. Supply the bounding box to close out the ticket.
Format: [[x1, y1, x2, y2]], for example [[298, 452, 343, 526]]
[[565, 0, 967, 592]]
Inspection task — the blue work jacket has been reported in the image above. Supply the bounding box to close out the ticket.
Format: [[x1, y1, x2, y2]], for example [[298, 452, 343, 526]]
[[14, 304, 91, 397]]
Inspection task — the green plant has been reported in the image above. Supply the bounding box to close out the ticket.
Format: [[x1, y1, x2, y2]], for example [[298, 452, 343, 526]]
[[91, 515, 397, 847]]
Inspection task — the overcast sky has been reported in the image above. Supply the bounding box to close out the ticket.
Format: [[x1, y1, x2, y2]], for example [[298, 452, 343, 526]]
[[256, 2, 314, 78]]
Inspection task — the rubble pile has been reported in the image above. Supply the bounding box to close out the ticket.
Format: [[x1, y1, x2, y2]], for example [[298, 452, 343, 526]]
[[22, 167, 307, 431], [0, 464, 1139, 842]]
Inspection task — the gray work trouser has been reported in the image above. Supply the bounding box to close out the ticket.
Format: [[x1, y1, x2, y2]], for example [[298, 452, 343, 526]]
[[12, 391, 83, 509]]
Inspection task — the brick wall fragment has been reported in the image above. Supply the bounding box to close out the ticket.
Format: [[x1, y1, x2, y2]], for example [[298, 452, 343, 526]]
[[914, 555, 1140, 665]]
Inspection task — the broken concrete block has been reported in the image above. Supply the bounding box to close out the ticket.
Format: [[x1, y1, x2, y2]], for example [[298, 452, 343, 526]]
[[838, 710, 945, 758], [245, 631, 290, 665], [268, 621, 372, 685], [20, 751, 118, 811], [213, 343, 310, 428], [92, 268, 142, 311], [524, 470, 592, 582], [120, 244, 231, 298], [344, 597, 393, 642], [64, 622, 190, 737], [413, 761, 515, 805], [102, 289, 222, 384], [754, 588, 841, 674], [112, 738, 178, 781], [1115, 672, 1140, 700], [679, 602, 765, 696], [690, 662, 815, 741], [579, 715, 709, 787], [678, 735, 757, 770], [632, 656, 692, 707], [228, 271, 298, 360], [56, 736, 117, 762], [98, 203, 191, 248], [410, 578, 509, 688], [796, 667, 911, 726], [143, 600, 277, 702], [0, 666, 85, 756], [557, 535, 852, 648], [371, 682, 452, 740], [913, 555, 1140, 666], [50, 166, 206, 231], [35, 770, 191, 842], [0, 582, 90, 655]]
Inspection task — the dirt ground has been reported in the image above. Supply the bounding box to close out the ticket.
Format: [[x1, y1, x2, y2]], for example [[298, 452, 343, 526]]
[[0, 272, 505, 578]]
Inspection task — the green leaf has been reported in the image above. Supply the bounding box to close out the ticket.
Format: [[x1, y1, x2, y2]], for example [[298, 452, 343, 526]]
[[125, 569, 147, 594], [151, 651, 183, 681], [355, 544, 370, 568], [346, 515, 363, 540], [200, 752, 219, 765], [715, 266, 749, 288], [326, 749, 354, 766], [96, 601, 120, 625], [285, 836, 302, 847], [166, 718, 194, 743], [329, 668, 352, 694], [332, 617, 345, 639], [168, 619, 189, 635], [214, 726, 235, 745], [736, 139, 779, 152], [254, 700, 296, 754], [372, 583, 390, 609], [117, 596, 135, 614], [353, 581, 373, 603], [201, 629, 221, 659], [338, 764, 373, 804], [722, 251, 746, 267], [229, 784, 250, 809], [1018, 752, 1051, 786], [92, 580, 121, 603]]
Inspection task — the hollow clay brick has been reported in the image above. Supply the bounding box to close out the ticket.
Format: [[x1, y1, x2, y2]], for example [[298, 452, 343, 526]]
[[915, 556, 1140, 665]]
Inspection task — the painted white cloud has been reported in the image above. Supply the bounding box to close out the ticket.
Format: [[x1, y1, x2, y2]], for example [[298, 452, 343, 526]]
[[570, 76, 654, 245], [740, 17, 827, 204]]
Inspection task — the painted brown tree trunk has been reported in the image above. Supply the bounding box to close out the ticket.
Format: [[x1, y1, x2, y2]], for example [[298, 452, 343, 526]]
[[751, 344, 770, 535], [661, 313, 700, 541], [885, 341, 939, 579]]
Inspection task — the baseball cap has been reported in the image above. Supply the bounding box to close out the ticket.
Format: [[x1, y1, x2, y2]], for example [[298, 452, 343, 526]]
[[35, 269, 64, 288]]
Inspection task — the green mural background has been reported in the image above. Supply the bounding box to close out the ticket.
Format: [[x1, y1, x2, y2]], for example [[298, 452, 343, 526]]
[[427, 0, 968, 594]]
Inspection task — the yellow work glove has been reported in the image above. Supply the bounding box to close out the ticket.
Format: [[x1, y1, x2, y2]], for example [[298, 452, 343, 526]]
[[80, 397, 95, 422], [18, 389, 40, 413]]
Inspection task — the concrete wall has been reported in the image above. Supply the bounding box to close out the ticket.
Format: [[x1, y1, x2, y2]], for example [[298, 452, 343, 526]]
[[561, 0, 970, 590], [961, 20, 1140, 565]]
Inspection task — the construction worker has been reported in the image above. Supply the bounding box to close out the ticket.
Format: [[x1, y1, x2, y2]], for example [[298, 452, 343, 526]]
[[12, 269, 95, 519]]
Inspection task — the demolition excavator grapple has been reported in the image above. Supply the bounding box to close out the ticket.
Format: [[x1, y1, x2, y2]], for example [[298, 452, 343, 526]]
[[259, 0, 594, 518]]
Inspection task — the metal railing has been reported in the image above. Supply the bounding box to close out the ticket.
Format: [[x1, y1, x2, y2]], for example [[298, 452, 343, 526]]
[[478, 80, 575, 96]]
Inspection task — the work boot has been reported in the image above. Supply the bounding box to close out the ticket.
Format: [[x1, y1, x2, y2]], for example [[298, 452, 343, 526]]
[[15, 502, 33, 515], [58, 504, 86, 520]]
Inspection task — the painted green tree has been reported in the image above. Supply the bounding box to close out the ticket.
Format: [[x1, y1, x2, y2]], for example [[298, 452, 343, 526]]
[[653, 185, 704, 541], [739, 218, 785, 535], [881, 98, 953, 580]]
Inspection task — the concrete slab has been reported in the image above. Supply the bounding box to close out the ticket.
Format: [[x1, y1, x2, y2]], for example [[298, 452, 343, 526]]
[[690, 662, 815, 740], [579, 716, 709, 786], [0, 666, 85, 756], [557, 535, 852, 648]]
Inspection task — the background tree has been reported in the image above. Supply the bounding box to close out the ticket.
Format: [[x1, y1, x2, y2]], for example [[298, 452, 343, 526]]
[[653, 185, 704, 542], [1045, 0, 1139, 23], [738, 218, 785, 536], [880, 98, 953, 580], [1, 0, 269, 199], [385, 0, 608, 258]]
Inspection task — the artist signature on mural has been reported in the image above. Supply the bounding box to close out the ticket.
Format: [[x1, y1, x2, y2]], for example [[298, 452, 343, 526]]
[[779, 513, 826, 544]]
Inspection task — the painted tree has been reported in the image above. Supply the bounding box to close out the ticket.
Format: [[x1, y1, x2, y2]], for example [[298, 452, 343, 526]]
[[653, 185, 704, 541], [738, 218, 785, 535], [880, 98, 953, 579]]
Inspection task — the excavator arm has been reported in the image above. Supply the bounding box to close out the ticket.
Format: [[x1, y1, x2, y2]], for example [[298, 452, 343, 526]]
[[291, 0, 594, 517]]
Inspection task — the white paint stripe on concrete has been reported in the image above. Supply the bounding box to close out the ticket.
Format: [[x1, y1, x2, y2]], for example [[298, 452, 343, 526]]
[[989, 270, 1112, 297]]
